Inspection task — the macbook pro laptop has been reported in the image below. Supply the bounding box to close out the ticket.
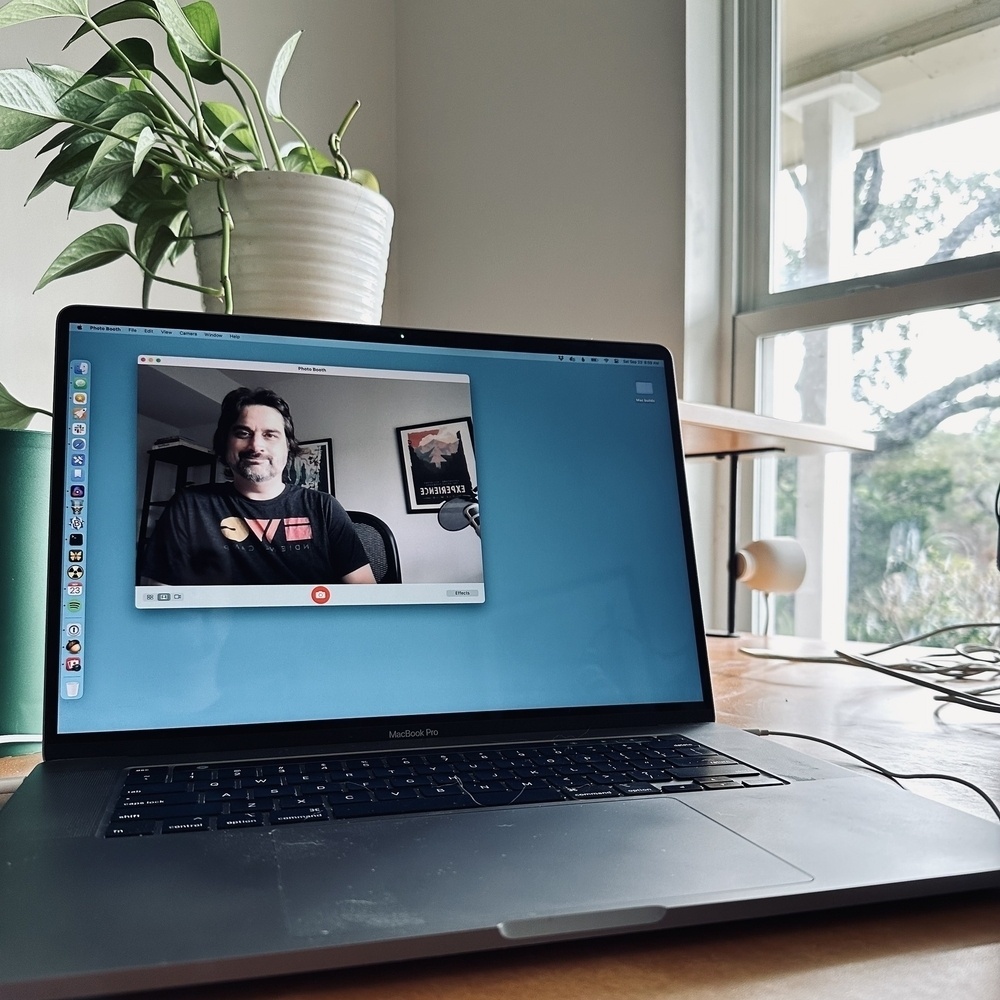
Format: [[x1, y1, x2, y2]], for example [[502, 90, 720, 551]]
[[1, 304, 998, 999]]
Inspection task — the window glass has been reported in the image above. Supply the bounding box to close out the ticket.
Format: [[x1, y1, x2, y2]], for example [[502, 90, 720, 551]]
[[760, 306, 1000, 642], [774, 2, 1000, 293]]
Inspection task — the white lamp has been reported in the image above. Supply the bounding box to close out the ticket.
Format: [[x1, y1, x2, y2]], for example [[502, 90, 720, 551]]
[[735, 537, 807, 634]]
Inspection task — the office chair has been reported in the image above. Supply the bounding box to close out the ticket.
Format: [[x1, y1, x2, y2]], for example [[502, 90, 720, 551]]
[[347, 511, 402, 583]]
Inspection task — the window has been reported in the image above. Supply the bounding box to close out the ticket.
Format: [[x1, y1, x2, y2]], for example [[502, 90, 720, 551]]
[[733, 1, 1000, 642]]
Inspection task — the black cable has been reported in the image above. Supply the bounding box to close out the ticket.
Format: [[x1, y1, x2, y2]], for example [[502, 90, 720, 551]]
[[747, 729, 903, 787], [994, 476, 1000, 573], [748, 728, 1000, 823], [834, 648, 1000, 713], [741, 622, 1000, 712]]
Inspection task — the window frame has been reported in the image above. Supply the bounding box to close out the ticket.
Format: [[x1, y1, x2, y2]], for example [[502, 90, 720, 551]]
[[730, 0, 1000, 634], [733, 1, 1000, 407]]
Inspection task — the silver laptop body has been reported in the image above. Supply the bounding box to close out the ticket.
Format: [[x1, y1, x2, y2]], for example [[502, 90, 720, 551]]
[[1, 305, 997, 1000]]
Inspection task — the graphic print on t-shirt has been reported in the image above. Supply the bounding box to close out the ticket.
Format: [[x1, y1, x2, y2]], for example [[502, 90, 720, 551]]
[[220, 515, 314, 545]]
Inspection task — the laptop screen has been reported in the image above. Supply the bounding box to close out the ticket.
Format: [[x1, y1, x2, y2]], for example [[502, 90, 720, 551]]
[[49, 306, 710, 752]]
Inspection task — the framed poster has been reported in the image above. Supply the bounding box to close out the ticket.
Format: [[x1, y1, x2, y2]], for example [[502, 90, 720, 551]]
[[288, 438, 334, 493], [397, 418, 476, 513]]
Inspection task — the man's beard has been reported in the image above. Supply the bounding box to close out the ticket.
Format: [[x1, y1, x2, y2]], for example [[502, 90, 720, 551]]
[[233, 455, 279, 483]]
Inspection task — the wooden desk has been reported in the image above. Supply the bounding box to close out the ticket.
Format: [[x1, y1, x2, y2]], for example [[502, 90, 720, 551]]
[[2, 637, 997, 1000]]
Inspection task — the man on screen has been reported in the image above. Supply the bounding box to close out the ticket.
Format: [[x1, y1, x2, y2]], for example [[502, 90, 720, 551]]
[[141, 387, 376, 587]]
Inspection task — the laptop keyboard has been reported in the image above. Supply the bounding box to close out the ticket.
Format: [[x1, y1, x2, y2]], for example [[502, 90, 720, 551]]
[[105, 734, 784, 837]]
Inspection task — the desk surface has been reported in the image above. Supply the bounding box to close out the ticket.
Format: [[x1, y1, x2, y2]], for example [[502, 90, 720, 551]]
[[2, 636, 997, 1000]]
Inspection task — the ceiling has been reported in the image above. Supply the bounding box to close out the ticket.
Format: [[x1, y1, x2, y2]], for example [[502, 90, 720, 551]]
[[779, 0, 1000, 165]]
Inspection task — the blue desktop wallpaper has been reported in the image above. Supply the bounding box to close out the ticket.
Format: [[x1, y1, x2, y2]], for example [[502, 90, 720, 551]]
[[57, 322, 706, 734]]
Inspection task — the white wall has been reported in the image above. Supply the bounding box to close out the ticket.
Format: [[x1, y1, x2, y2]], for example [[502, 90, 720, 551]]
[[393, 1, 688, 362], [1, 2, 690, 416]]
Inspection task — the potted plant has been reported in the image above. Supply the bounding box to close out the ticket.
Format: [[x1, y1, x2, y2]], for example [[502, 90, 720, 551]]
[[0, 0, 393, 321], [0, 384, 51, 748]]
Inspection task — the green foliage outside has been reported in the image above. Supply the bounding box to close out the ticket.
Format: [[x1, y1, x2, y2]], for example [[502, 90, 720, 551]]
[[847, 441, 991, 644]]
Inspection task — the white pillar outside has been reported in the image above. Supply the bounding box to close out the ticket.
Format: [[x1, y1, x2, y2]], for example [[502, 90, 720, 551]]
[[778, 72, 879, 639]]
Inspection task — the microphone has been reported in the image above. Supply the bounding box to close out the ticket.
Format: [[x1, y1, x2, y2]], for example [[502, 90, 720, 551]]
[[438, 496, 481, 538]]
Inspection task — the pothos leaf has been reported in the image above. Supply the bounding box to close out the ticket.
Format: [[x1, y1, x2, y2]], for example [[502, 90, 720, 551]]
[[283, 144, 333, 174], [139, 222, 181, 307], [65, 1, 158, 47], [69, 153, 134, 211], [26, 132, 101, 200], [351, 168, 380, 193], [0, 0, 88, 29], [35, 223, 132, 290], [0, 380, 46, 430], [201, 100, 255, 155], [168, 1, 222, 84], [0, 66, 64, 148], [0, 66, 62, 118], [0, 102, 56, 148], [265, 31, 301, 121], [85, 110, 152, 176], [132, 124, 156, 174], [152, 0, 214, 63], [80, 36, 156, 81]]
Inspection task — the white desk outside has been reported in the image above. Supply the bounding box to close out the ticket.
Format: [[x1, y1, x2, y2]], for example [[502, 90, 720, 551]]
[[678, 400, 874, 457], [678, 401, 875, 635]]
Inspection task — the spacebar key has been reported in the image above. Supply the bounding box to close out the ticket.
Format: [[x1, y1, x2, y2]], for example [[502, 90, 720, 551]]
[[332, 796, 474, 818]]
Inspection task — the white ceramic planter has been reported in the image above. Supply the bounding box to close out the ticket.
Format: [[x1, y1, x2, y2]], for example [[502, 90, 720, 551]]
[[186, 171, 393, 323]]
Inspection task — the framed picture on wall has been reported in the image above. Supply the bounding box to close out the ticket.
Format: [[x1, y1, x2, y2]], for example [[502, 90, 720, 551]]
[[289, 438, 334, 493], [397, 418, 476, 513]]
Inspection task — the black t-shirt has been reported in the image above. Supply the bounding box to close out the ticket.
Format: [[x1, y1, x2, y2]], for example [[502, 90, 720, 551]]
[[142, 483, 370, 586]]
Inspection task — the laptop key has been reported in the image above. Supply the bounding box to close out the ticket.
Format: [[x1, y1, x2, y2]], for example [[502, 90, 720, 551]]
[[120, 781, 177, 795], [565, 786, 619, 800], [629, 769, 676, 782], [509, 786, 564, 804], [269, 807, 329, 825], [657, 781, 701, 793], [615, 782, 661, 796], [669, 765, 760, 780], [114, 801, 222, 821], [218, 814, 264, 829], [163, 817, 211, 833], [331, 798, 427, 818], [106, 820, 157, 837], [463, 790, 522, 806], [118, 792, 193, 808], [374, 788, 419, 801]]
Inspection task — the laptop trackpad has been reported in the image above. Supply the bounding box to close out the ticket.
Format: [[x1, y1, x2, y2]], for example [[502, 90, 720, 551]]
[[274, 797, 812, 942]]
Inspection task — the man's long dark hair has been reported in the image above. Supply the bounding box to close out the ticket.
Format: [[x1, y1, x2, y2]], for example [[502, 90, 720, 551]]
[[213, 387, 302, 478]]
